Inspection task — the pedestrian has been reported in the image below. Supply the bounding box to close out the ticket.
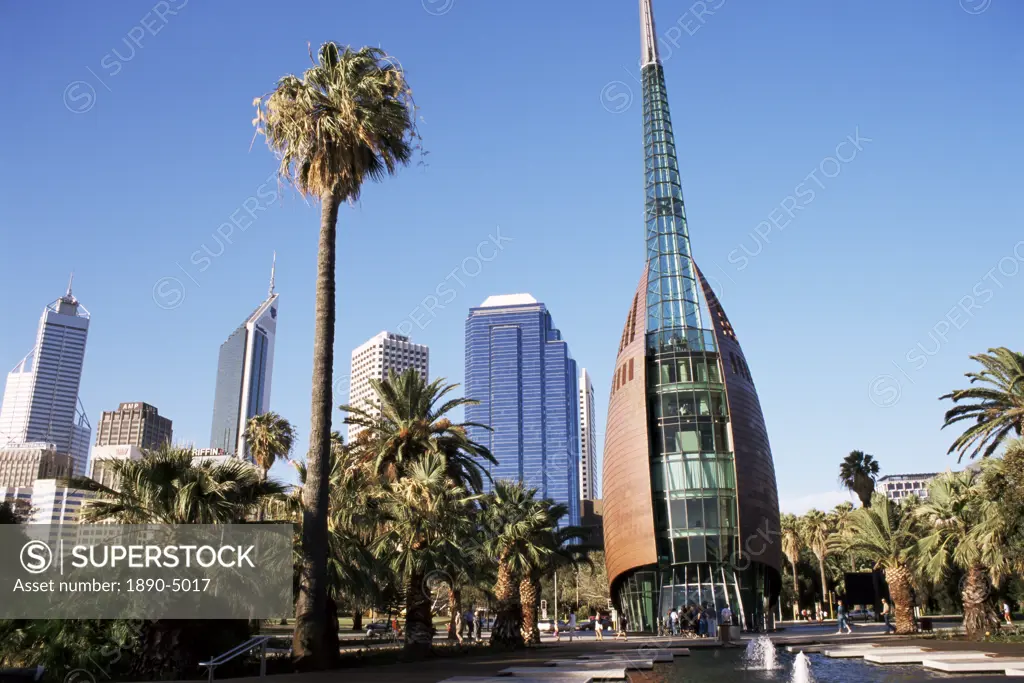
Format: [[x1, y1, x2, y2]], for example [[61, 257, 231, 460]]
[[475, 611, 483, 642], [881, 599, 893, 634], [594, 615, 604, 641], [720, 604, 732, 645], [836, 600, 853, 635], [616, 614, 628, 640], [669, 607, 679, 636], [707, 606, 718, 640], [1004, 601, 1013, 626], [697, 607, 708, 638], [568, 611, 576, 643]]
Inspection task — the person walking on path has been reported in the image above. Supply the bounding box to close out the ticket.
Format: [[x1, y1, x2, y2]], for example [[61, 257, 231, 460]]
[[836, 600, 853, 634], [616, 614, 628, 640], [669, 607, 679, 636], [594, 615, 604, 640], [568, 612, 576, 642], [1004, 601, 1013, 626], [881, 599, 894, 634]]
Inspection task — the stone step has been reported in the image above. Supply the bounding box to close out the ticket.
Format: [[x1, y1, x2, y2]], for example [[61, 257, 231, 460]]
[[823, 646, 926, 658], [1005, 668, 1024, 676], [864, 651, 989, 664], [922, 658, 1024, 673], [499, 667, 625, 679], [606, 647, 690, 656], [548, 659, 653, 670], [579, 652, 673, 662]]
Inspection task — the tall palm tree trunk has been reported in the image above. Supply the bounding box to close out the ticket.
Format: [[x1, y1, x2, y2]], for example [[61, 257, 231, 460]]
[[788, 558, 800, 620], [293, 191, 341, 668], [491, 558, 524, 648], [817, 555, 828, 612], [404, 568, 434, 659], [962, 564, 996, 640], [520, 574, 540, 645], [447, 585, 462, 640], [887, 564, 916, 635]]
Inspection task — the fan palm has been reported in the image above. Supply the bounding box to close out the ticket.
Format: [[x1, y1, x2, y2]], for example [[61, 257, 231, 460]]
[[373, 452, 478, 659], [343, 367, 496, 491], [831, 494, 918, 634], [253, 41, 418, 667], [916, 468, 1011, 638], [71, 446, 284, 523], [480, 481, 556, 648], [838, 451, 881, 508], [800, 509, 833, 607], [244, 412, 297, 481], [521, 518, 592, 645], [941, 347, 1024, 461], [780, 513, 802, 619]]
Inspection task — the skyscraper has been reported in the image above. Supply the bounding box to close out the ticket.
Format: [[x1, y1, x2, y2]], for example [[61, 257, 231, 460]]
[[601, 0, 781, 632], [209, 258, 279, 458], [465, 294, 580, 527], [0, 277, 92, 475], [347, 331, 429, 443], [579, 368, 597, 501], [95, 402, 173, 449]]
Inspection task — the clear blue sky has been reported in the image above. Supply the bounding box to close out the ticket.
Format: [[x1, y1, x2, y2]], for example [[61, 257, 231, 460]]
[[1, 1, 1022, 513]]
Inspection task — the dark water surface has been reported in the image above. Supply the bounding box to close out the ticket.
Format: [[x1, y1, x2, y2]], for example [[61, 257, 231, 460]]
[[642, 649, 951, 682]]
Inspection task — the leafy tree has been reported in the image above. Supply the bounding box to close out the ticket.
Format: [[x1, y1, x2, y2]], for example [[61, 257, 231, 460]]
[[373, 453, 477, 658], [981, 438, 1024, 568], [838, 451, 881, 508], [799, 509, 834, 606], [343, 368, 495, 492], [72, 446, 284, 523], [780, 513, 803, 619], [244, 411, 297, 481], [833, 493, 919, 634], [915, 469, 1005, 638], [480, 481, 554, 648], [253, 41, 418, 668], [941, 347, 1024, 461]]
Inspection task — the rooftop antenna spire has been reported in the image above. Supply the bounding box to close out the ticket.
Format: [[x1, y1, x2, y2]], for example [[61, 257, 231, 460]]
[[268, 251, 276, 297], [640, 0, 661, 67], [66, 272, 74, 298]]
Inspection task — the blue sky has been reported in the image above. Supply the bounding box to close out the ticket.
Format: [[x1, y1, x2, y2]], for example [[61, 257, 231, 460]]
[[1, 0, 1022, 514]]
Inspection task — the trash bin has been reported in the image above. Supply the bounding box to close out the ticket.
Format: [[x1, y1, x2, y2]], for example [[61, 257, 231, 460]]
[[919, 617, 933, 632], [729, 625, 741, 640]]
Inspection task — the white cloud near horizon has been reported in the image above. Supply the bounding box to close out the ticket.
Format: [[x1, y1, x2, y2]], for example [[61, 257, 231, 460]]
[[779, 490, 857, 515]]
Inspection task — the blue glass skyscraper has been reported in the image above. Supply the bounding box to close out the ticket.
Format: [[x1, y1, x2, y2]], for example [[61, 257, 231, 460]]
[[465, 294, 580, 527]]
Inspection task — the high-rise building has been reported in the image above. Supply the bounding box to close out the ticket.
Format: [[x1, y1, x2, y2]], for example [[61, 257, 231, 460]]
[[465, 294, 580, 527], [88, 444, 146, 489], [579, 368, 597, 501], [209, 258, 279, 458], [95, 402, 173, 450], [348, 331, 429, 443], [0, 278, 92, 475], [601, 0, 781, 632], [0, 443, 74, 488]]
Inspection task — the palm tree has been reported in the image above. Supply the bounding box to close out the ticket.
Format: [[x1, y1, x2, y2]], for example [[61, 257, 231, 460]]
[[941, 347, 1024, 461], [253, 41, 418, 668], [780, 513, 802, 619], [838, 451, 881, 507], [244, 412, 297, 481], [481, 481, 555, 648], [833, 493, 918, 634], [72, 446, 284, 523], [915, 469, 1011, 638], [800, 509, 833, 608], [373, 453, 478, 659], [832, 502, 856, 570], [343, 368, 495, 491], [522, 519, 592, 645]]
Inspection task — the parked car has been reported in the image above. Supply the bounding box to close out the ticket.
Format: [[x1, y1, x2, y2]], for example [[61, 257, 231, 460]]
[[365, 621, 392, 638], [538, 619, 570, 633], [577, 617, 613, 631], [848, 608, 875, 622]]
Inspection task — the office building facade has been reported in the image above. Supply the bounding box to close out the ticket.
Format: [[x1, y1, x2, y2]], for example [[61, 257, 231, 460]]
[[465, 294, 580, 527], [0, 279, 92, 475], [601, 0, 781, 632], [0, 443, 74, 488], [579, 368, 597, 501], [347, 331, 429, 443], [876, 473, 938, 501], [209, 262, 279, 458], [96, 402, 173, 449]]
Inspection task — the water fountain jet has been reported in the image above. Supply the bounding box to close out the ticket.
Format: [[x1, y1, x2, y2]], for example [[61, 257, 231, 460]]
[[790, 651, 814, 683], [743, 635, 778, 670]]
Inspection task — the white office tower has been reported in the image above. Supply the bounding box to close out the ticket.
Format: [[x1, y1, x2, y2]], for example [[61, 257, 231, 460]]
[[0, 277, 92, 475], [348, 331, 429, 442], [209, 257, 279, 459], [578, 367, 597, 501]]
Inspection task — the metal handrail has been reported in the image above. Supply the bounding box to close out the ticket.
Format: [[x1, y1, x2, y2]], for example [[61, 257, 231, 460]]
[[199, 635, 273, 682]]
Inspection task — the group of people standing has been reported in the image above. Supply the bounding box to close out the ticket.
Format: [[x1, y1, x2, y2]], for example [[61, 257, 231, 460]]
[[666, 603, 732, 640], [456, 609, 486, 643]]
